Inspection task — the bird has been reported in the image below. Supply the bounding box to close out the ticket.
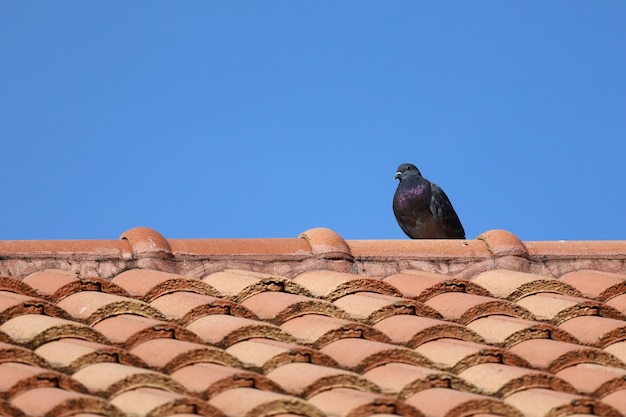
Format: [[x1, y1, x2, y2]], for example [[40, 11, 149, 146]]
[[392, 163, 465, 239]]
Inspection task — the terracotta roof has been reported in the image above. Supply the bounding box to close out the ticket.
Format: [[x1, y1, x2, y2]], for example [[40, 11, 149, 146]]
[[1, 226, 626, 416]]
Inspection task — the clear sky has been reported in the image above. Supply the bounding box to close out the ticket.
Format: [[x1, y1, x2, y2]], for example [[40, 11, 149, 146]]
[[2, 2, 625, 241]]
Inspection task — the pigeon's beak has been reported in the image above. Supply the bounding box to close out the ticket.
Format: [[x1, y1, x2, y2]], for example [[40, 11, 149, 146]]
[[394, 171, 402, 180]]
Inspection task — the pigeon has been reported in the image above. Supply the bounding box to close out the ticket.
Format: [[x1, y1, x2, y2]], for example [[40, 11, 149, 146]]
[[393, 163, 465, 239]]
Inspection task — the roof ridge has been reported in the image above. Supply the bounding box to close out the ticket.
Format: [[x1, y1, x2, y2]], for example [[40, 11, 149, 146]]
[[3, 227, 626, 280]]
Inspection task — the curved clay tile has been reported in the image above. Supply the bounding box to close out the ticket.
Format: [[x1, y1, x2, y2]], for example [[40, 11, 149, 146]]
[[516, 292, 625, 324], [373, 315, 483, 348], [363, 362, 473, 399], [280, 314, 391, 348], [560, 270, 626, 301], [241, 292, 350, 325], [0, 314, 107, 348], [466, 315, 579, 348], [307, 387, 421, 417], [150, 291, 258, 324], [92, 314, 203, 348], [0, 290, 73, 323], [415, 338, 530, 373], [11, 387, 124, 417], [225, 338, 337, 374], [606, 294, 626, 317], [384, 270, 491, 301], [265, 362, 380, 398], [293, 270, 402, 301], [23, 269, 129, 301], [405, 387, 523, 417], [110, 386, 224, 417], [209, 387, 323, 417], [0, 341, 48, 368], [602, 388, 626, 415], [332, 292, 441, 324], [0, 275, 40, 298], [111, 269, 220, 301], [0, 400, 24, 417], [171, 362, 282, 400], [57, 291, 166, 325], [186, 315, 295, 348], [202, 269, 313, 302], [604, 341, 626, 365], [34, 338, 146, 374], [320, 338, 430, 373], [0, 330, 11, 344], [509, 339, 625, 373], [129, 338, 242, 373], [504, 388, 620, 417], [0, 362, 87, 398], [558, 316, 626, 348], [556, 363, 626, 398], [72, 362, 187, 398], [457, 363, 576, 397], [425, 293, 534, 324], [471, 269, 583, 301]]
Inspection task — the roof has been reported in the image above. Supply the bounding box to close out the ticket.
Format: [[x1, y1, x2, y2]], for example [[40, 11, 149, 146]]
[[1, 226, 626, 417]]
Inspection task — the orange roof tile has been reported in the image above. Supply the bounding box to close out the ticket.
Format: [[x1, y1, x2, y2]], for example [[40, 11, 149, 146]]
[[1, 226, 626, 416]]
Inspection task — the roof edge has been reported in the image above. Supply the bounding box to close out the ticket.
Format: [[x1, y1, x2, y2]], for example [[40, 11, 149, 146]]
[[1, 227, 626, 279]]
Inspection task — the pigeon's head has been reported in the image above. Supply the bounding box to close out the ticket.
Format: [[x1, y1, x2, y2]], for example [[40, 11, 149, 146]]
[[394, 163, 422, 181]]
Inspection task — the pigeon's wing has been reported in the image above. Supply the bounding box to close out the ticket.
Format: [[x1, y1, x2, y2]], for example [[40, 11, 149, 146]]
[[429, 183, 465, 238]]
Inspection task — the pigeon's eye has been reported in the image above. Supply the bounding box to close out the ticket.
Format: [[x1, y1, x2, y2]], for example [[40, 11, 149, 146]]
[[406, 166, 411, 171]]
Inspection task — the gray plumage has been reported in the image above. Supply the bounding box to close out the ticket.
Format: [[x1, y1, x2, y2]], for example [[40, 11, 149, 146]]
[[393, 163, 465, 239]]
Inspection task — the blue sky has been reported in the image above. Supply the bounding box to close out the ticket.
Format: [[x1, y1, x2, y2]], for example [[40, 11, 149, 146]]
[[2, 2, 625, 241]]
